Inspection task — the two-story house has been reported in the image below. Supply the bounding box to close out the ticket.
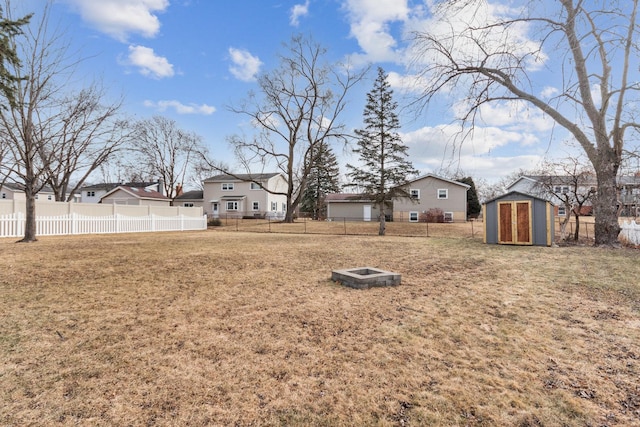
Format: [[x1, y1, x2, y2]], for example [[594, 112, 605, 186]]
[[507, 175, 597, 216], [325, 174, 470, 222], [202, 173, 288, 219]]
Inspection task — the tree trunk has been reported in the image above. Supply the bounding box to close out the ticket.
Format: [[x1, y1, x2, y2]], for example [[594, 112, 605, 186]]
[[593, 164, 621, 246], [378, 212, 386, 236], [19, 190, 38, 243], [573, 211, 580, 241]]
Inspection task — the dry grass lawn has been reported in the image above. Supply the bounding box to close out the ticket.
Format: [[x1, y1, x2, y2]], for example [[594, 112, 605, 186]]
[[1, 229, 639, 426]]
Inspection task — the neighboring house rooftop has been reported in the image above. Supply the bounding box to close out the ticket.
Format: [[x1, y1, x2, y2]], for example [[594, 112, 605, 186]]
[[324, 193, 374, 203], [100, 186, 170, 202], [1, 183, 55, 193], [174, 190, 204, 200], [203, 173, 280, 182], [80, 181, 160, 191], [401, 173, 471, 189]]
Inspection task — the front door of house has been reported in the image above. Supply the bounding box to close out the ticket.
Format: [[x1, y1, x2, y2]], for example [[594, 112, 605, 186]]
[[363, 205, 372, 222], [212, 202, 219, 219], [498, 201, 532, 245]]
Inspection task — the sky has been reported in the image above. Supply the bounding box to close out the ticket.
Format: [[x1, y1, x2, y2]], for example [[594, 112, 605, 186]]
[[14, 0, 585, 188]]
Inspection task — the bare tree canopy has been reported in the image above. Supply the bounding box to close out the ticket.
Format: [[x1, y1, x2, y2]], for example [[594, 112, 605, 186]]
[[130, 115, 205, 199], [225, 35, 367, 223], [0, 2, 127, 241], [410, 0, 640, 246]]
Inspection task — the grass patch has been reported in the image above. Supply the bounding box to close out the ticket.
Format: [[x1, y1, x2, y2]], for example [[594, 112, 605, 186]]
[[1, 230, 639, 425]]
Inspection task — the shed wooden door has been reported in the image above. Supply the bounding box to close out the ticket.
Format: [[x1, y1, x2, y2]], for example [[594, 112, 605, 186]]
[[497, 201, 532, 245]]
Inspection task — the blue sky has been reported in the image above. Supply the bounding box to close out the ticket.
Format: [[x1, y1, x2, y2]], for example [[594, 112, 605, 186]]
[[15, 0, 576, 186]]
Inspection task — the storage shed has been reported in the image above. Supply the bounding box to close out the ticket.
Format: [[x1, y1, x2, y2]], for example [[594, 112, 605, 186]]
[[483, 191, 554, 246]]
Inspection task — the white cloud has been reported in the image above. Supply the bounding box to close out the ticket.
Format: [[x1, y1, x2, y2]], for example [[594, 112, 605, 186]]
[[343, 0, 411, 63], [541, 86, 559, 99], [63, 0, 169, 42], [127, 45, 174, 79], [400, 123, 545, 182], [144, 100, 216, 115], [228, 48, 263, 82], [290, 0, 310, 27]]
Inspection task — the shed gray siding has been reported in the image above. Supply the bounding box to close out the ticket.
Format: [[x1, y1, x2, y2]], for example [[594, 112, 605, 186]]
[[484, 191, 554, 246]]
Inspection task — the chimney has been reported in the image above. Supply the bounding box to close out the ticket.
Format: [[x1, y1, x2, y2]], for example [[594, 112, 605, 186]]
[[176, 184, 183, 196]]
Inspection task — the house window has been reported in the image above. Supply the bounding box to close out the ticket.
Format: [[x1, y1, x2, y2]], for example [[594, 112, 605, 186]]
[[558, 206, 567, 216], [437, 189, 448, 199], [47, 195, 53, 200], [226, 201, 238, 211], [35, 195, 39, 200], [282, 202, 286, 211], [554, 185, 569, 194], [1, 192, 5, 199], [271, 202, 277, 211], [250, 182, 261, 190], [183, 202, 194, 207], [87, 191, 95, 197], [252, 201, 259, 211], [410, 189, 420, 199], [444, 212, 453, 222], [222, 183, 234, 191], [409, 211, 419, 222]]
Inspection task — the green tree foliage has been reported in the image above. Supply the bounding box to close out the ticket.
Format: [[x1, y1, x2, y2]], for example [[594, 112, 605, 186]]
[[0, 5, 30, 108], [300, 141, 341, 220], [347, 67, 417, 235], [457, 176, 481, 218]]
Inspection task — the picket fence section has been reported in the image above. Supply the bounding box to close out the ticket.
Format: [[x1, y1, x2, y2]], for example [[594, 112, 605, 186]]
[[619, 220, 640, 245], [0, 212, 207, 238]]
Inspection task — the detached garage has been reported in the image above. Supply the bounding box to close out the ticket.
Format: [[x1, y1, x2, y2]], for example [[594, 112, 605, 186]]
[[483, 191, 554, 246]]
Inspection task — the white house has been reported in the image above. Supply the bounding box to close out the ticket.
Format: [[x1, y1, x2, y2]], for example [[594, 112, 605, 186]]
[[202, 173, 288, 219]]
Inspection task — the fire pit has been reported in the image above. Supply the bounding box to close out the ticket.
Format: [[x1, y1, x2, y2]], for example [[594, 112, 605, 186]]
[[331, 267, 401, 289]]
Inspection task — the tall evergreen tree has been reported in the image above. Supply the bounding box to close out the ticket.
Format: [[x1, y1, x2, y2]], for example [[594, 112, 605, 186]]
[[347, 67, 417, 235], [300, 141, 341, 220], [0, 6, 30, 108], [457, 176, 481, 219]]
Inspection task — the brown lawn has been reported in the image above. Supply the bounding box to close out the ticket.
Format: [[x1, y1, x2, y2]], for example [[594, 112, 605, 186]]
[[1, 229, 639, 426]]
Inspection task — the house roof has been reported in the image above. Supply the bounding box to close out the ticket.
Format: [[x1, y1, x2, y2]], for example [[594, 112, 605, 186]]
[[1, 183, 55, 193], [203, 173, 280, 182], [401, 173, 471, 189], [174, 190, 203, 200], [324, 193, 374, 203], [100, 186, 170, 201], [80, 181, 159, 191]]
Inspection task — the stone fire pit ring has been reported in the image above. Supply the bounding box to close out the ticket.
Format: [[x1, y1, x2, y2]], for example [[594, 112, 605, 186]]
[[331, 267, 401, 289]]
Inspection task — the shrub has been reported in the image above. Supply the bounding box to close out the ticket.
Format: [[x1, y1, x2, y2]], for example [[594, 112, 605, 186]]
[[208, 218, 222, 227], [420, 208, 444, 223]]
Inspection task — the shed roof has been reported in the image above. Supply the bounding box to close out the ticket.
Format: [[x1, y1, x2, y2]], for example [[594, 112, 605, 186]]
[[483, 190, 554, 205], [324, 193, 374, 203]]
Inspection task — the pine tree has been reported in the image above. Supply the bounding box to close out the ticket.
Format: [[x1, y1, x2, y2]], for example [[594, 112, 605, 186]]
[[300, 141, 341, 220], [0, 7, 31, 108], [457, 176, 481, 219], [347, 67, 417, 235]]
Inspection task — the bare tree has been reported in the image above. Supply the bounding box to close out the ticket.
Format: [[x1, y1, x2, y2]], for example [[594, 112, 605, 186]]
[[532, 158, 596, 241], [130, 115, 204, 199], [223, 35, 366, 223], [0, 2, 75, 242], [43, 84, 131, 202], [410, 0, 640, 246]]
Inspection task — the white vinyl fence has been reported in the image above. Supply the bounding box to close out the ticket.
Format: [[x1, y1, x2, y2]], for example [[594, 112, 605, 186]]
[[0, 212, 207, 238], [619, 220, 640, 245]]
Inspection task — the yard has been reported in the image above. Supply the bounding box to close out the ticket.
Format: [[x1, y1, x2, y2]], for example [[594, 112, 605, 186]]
[[1, 229, 639, 426]]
